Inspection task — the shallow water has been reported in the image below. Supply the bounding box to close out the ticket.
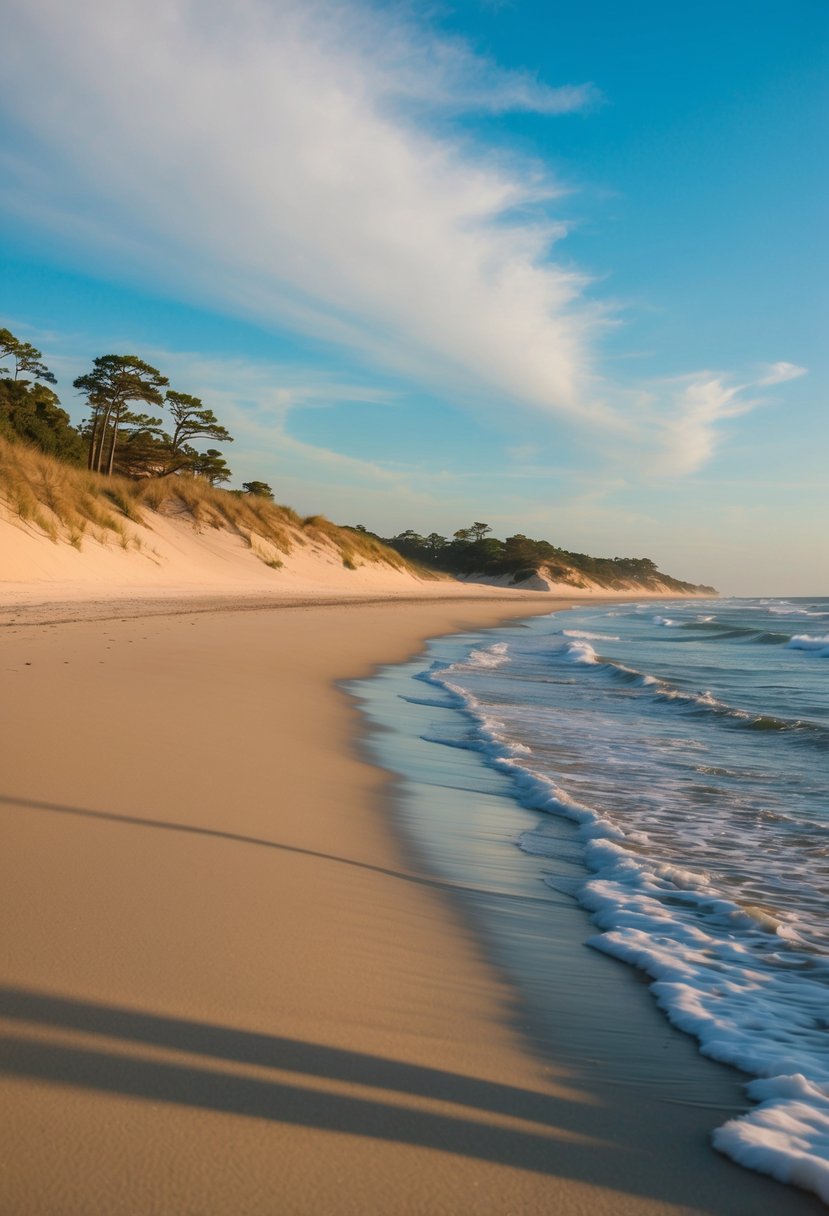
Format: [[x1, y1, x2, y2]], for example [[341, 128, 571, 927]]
[[349, 597, 829, 1205]]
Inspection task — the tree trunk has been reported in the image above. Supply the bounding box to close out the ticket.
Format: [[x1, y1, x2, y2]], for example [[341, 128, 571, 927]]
[[106, 407, 121, 477], [93, 406, 113, 473], [92, 410, 105, 472], [86, 411, 100, 471]]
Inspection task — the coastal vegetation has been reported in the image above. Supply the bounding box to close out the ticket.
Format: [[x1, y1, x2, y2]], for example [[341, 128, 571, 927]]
[[1, 325, 712, 591], [0, 330, 236, 484], [357, 522, 716, 593], [0, 432, 405, 571]]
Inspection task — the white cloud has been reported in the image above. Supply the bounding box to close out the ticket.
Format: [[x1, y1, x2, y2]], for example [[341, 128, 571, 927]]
[[651, 376, 751, 475], [644, 359, 806, 477], [1, 0, 603, 422], [333, 5, 599, 117], [2, 1, 805, 485], [756, 361, 808, 386]]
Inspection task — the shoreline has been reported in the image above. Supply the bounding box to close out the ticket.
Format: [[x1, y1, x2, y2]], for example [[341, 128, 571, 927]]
[[1, 592, 818, 1214], [348, 610, 825, 1215]]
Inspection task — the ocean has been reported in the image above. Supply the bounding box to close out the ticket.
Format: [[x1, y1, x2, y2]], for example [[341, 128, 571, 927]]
[[349, 597, 829, 1206]]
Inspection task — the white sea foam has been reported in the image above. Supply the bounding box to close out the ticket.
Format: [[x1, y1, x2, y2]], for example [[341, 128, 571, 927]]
[[595, 658, 760, 718], [771, 607, 829, 619], [787, 635, 829, 658], [712, 1075, 829, 1203], [457, 641, 511, 669], [425, 624, 829, 1207], [538, 775, 829, 1204], [653, 615, 679, 626], [357, 597, 829, 1202], [562, 629, 621, 641], [561, 639, 599, 665], [657, 685, 742, 712]]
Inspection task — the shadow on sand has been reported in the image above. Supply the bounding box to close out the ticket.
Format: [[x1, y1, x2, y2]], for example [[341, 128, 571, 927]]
[[1, 794, 823, 1212]]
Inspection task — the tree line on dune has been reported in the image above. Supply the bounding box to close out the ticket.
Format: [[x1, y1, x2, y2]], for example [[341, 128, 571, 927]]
[[1, 325, 713, 591], [0, 327, 273, 498], [353, 521, 713, 592]]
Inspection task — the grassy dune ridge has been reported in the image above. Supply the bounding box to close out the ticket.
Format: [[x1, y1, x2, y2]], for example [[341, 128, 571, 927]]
[[0, 435, 711, 593], [0, 435, 414, 573]]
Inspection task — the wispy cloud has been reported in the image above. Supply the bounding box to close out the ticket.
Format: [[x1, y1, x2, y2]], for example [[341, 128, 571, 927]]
[[653, 375, 756, 475], [756, 361, 808, 386], [1, 0, 602, 422], [335, 5, 600, 116], [1, 1, 808, 486], [642, 360, 807, 476], [21, 307, 810, 502]]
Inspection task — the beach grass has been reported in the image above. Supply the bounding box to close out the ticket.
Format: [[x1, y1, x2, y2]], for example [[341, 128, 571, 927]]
[[0, 434, 412, 571]]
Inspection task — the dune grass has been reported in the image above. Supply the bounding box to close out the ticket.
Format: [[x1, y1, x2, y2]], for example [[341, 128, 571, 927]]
[[0, 435, 414, 574], [0, 437, 126, 544], [301, 513, 408, 571]]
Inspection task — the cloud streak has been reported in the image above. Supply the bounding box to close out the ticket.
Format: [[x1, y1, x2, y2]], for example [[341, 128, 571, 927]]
[[756, 361, 808, 387], [654, 376, 757, 476], [639, 359, 806, 477], [1, 0, 602, 421], [1, 0, 807, 482]]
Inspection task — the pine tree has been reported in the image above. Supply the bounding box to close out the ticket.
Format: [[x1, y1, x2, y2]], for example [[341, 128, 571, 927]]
[[74, 356, 168, 475]]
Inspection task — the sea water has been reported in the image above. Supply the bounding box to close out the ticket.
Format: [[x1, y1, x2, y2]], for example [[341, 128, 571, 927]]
[[349, 597, 829, 1205]]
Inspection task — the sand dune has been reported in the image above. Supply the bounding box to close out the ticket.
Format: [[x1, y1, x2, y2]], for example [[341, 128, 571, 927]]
[[1, 493, 706, 618]]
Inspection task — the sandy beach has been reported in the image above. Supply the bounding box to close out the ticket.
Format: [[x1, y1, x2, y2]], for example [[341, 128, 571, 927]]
[[0, 592, 821, 1215]]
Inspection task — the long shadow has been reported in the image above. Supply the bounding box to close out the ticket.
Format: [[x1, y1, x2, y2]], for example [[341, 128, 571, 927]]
[[0, 793, 554, 906], [0, 987, 605, 1182], [0, 1032, 585, 1174], [0, 985, 583, 1128], [3, 805, 824, 1209], [1, 987, 822, 1213]]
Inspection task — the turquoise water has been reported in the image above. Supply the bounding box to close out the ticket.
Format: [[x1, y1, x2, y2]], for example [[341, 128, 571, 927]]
[[349, 597, 829, 1204]]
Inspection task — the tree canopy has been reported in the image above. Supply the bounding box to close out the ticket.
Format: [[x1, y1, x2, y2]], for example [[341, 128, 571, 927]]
[[190, 448, 232, 485], [74, 355, 169, 475], [0, 378, 85, 463], [241, 480, 274, 499], [0, 327, 261, 489], [0, 328, 57, 385], [164, 391, 234, 464], [364, 522, 690, 590]]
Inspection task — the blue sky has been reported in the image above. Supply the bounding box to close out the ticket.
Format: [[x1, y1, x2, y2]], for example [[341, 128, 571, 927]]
[[1, 0, 826, 593]]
